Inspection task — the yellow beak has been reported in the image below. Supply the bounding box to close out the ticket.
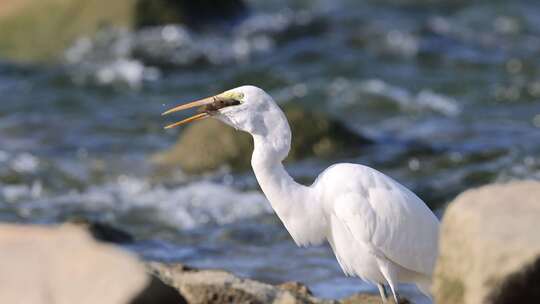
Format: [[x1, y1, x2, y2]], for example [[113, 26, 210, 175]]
[[161, 96, 215, 129], [162, 91, 243, 129]]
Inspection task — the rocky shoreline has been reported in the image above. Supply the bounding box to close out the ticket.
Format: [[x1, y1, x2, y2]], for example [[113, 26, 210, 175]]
[[0, 223, 401, 304], [0, 181, 538, 304]]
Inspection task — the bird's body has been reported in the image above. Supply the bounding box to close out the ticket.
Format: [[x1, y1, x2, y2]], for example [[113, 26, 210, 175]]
[[163, 85, 439, 302], [313, 163, 437, 296]]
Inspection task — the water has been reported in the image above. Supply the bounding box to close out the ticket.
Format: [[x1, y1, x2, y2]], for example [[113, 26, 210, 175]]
[[1, 0, 540, 302]]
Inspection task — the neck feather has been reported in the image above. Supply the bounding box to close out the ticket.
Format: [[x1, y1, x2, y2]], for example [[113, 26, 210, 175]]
[[250, 119, 311, 229], [251, 125, 308, 208], [248, 105, 327, 247], [251, 132, 310, 222]]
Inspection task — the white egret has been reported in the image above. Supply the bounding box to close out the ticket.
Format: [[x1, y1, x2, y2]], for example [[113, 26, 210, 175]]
[[163, 85, 439, 303]]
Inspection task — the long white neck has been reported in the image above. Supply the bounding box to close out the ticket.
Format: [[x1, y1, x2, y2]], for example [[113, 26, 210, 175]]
[[251, 132, 309, 218], [249, 112, 326, 246]]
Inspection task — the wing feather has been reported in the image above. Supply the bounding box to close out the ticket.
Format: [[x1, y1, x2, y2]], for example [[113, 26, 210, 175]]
[[331, 167, 439, 276]]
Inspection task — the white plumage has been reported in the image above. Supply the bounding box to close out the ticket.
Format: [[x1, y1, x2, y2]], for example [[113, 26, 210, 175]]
[[163, 85, 440, 303]]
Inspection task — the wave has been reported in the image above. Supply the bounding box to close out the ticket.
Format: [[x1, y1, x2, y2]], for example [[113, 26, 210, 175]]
[[63, 10, 321, 88], [1, 173, 271, 230], [328, 78, 461, 117]]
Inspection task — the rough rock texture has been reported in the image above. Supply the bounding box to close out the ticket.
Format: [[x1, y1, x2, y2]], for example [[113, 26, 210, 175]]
[[0, 224, 150, 304], [153, 106, 372, 174], [148, 262, 338, 304], [147, 262, 403, 304], [433, 180, 540, 304]]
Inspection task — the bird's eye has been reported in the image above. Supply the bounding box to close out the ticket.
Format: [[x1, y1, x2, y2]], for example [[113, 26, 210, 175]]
[[202, 98, 241, 113]]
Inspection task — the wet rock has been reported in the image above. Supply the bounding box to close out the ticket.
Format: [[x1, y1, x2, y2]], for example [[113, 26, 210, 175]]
[[68, 217, 135, 244], [153, 106, 373, 174], [135, 0, 248, 29], [153, 118, 252, 174], [433, 181, 540, 304], [284, 106, 373, 160], [147, 261, 337, 304]]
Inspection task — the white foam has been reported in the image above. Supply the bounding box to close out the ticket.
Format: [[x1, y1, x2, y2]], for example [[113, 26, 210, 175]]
[[63, 10, 316, 87], [14, 177, 271, 230], [496, 156, 540, 182], [11, 153, 39, 173], [329, 78, 461, 116]]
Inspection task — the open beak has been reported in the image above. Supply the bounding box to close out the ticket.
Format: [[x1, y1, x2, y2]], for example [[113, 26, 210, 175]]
[[161, 96, 215, 129], [162, 94, 241, 129]]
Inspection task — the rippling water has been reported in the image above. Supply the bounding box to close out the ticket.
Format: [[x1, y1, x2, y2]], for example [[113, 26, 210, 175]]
[[1, 0, 540, 302]]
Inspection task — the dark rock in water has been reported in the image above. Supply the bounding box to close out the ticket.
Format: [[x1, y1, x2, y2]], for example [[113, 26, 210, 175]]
[[284, 105, 373, 161], [153, 106, 373, 174], [135, 0, 248, 29], [153, 118, 253, 174], [87, 222, 135, 244], [68, 217, 135, 244]]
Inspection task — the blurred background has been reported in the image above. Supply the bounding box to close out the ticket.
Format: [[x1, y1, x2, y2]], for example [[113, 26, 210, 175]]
[[0, 0, 539, 302]]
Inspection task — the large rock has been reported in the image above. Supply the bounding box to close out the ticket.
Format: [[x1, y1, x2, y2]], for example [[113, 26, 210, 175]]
[[433, 181, 540, 304], [0, 223, 183, 304], [153, 106, 373, 174], [0, 0, 134, 61]]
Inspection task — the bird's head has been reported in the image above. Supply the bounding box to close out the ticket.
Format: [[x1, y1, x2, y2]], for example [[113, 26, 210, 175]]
[[163, 85, 284, 136]]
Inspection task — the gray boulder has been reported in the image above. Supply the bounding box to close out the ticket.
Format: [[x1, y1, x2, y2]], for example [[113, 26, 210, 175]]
[[433, 180, 540, 304]]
